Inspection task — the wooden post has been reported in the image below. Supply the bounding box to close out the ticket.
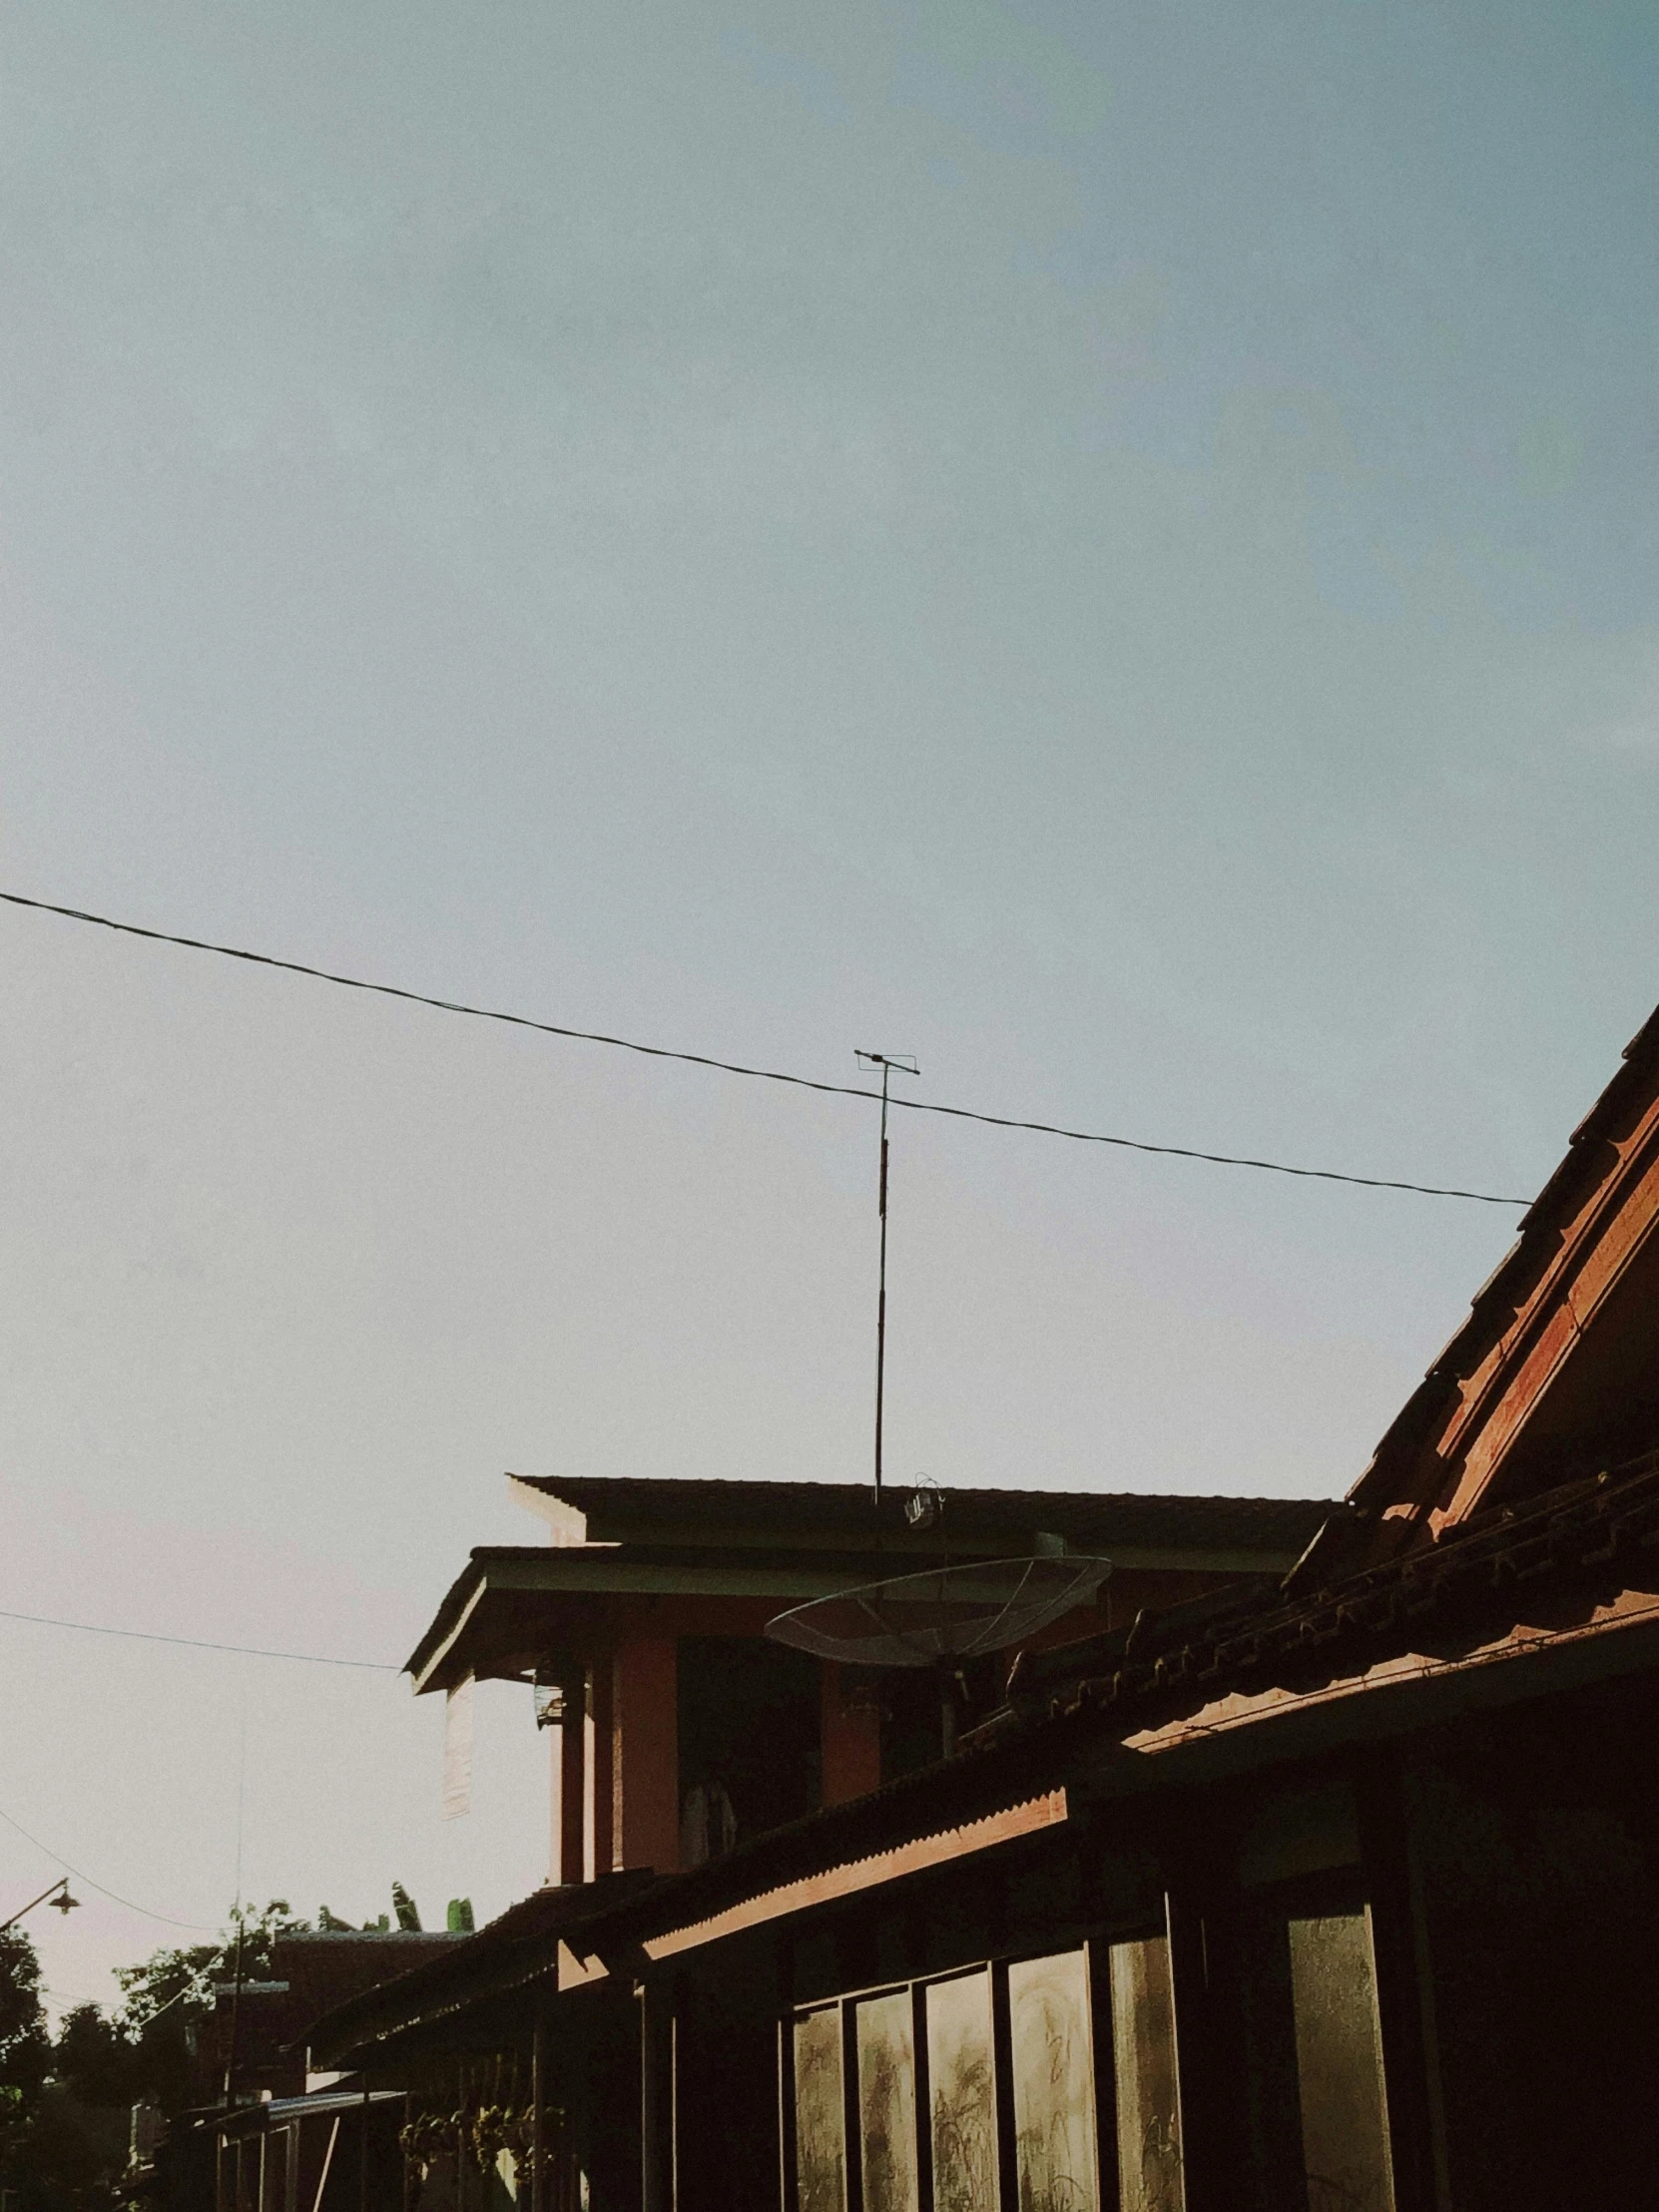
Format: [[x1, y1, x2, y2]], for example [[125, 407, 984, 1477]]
[[585, 1659, 614, 1884], [612, 1636, 679, 1875], [1357, 1750, 1444, 2212], [640, 1976, 674, 2212], [531, 2019, 547, 2212], [554, 1702, 585, 1886], [1165, 1880, 1214, 2212], [820, 1667, 881, 1807]]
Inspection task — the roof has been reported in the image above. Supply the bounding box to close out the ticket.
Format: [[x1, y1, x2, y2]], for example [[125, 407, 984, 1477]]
[[205, 1932, 465, 2073], [303, 1875, 653, 2068], [507, 1473, 1331, 1552], [1351, 1001, 1659, 1543], [567, 1446, 1659, 1958], [304, 1450, 1659, 2052], [212, 2090, 406, 2141], [1000, 1446, 1659, 1735], [405, 1479, 1336, 1688]]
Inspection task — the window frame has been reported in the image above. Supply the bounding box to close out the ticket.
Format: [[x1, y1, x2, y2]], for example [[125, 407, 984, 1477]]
[[782, 1918, 1181, 2212]]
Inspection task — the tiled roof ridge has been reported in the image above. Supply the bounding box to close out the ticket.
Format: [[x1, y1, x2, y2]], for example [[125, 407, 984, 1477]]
[[1350, 1001, 1659, 1524], [1001, 1447, 1659, 1740]]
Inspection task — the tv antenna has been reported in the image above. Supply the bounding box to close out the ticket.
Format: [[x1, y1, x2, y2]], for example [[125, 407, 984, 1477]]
[[772, 1054, 1111, 1758], [855, 1050, 918, 1505]]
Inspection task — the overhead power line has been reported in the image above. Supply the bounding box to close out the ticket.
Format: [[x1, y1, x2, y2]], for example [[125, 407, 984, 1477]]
[[0, 890, 1533, 1208], [0, 1604, 399, 1671], [0, 1801, 219, 1933]]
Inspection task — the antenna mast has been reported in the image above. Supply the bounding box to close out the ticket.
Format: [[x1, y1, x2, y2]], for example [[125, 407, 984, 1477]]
[[856, 1051, 918, 1504]]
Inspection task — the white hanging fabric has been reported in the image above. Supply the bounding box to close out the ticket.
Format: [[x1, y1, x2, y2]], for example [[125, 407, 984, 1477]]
[[442, 1672, 475, 1820]]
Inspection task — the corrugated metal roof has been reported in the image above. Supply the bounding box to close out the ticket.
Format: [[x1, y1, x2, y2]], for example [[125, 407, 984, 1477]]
[[404, 1482, 1336, 1682], [507, 1473, 1333, 1550]]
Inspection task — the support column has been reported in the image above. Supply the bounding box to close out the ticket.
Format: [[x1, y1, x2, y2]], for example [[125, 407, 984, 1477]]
[[1165, 1877, 1217, 2212], [821, 1666, 881, 1807], [530, 2019, 547, 2212], [552, 1703, 585, 1887], [612, 1635, 679, 1875], [584, 1658, 614, 1885], [640, 1975, 675, 2212]]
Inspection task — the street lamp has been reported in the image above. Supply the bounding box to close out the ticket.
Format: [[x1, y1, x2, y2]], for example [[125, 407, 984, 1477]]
[[0, 1879, 80, 1931]]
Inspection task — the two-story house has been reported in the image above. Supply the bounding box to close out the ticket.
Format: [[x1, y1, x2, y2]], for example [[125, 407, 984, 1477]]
[[406, 1476, 1334, 1882]]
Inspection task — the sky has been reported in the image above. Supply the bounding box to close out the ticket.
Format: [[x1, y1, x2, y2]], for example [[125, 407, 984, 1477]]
[[2, 0, 1657, 2011]]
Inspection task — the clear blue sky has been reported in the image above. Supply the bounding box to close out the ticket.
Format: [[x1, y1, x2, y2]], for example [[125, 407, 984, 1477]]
[[2, 0, 1656, 2006]]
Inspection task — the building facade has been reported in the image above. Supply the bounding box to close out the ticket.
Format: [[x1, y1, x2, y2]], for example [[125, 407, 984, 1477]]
[[302, 1002, 1659, 2212]]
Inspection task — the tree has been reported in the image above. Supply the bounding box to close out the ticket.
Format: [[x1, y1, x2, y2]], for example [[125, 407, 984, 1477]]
[[0, 1926, 50, 2167]]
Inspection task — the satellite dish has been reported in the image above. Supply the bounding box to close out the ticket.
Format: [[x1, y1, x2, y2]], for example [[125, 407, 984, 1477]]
[[767, 1554, 1112, 1669]]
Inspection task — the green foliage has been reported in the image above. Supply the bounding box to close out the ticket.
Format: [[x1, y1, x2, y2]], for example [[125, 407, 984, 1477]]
[[0, 1928, 49, 2083], [0, 1926, 63, 2209], [445, 1898, 475, 1933], [0, 1927, 50, 2160], [0, 1901, 315, 2212], [113, 1898, 303, 2037]]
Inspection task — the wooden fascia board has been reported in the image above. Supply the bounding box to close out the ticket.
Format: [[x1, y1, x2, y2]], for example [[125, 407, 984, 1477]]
[[482, 1554, 894, 1600], [479, 1546, 1301, 1595], [615, 1791, 1068, 1963], [409, 1547, 1308, 1692], [540, 1521, 1302, 1568], [1427, 1116, 1659, 1526], [408, 1573, 491, 1695], [572, 1521, 1022, 1557]]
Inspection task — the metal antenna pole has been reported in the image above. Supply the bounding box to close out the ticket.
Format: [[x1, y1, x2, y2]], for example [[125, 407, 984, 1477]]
[[876, 1059, 890, 1503], [855, 1052, 918, 1506]]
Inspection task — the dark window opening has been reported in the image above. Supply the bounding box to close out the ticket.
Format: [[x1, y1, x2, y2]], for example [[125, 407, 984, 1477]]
[[677, 1635, 822, 1860], [879, 1657, 1006, 1784]]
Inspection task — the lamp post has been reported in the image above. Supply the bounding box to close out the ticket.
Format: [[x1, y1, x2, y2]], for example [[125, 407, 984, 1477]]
[[0, 1878, 79, 1932]]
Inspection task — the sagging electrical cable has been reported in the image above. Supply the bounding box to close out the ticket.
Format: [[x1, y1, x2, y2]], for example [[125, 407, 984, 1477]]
[[0, 890, 1534, 1208]]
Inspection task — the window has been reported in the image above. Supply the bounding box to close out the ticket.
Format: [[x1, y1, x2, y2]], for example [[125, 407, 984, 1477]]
[[1286, 1910, 1393, 2212], [678, 1637, 822, 1860], [1235, 1872, 1395, 2212], [788, 1938, 1180, 2212], [1008, 1952, 1098, 2212], [795, 2005, 847, 2212], [856, 1994, 921, 2212], [1105, 1937, 1182, 2212], [925, 1972, 998, 2212]]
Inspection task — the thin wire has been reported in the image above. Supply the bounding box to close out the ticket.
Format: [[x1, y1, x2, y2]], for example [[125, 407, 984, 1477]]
[[0, 890, 1533, 1208], [0, 1800, 219, 1933], [232, 1662, 248, 1917], [0, 1604, 398, 1670], [127, 1968, 219, 2025]]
